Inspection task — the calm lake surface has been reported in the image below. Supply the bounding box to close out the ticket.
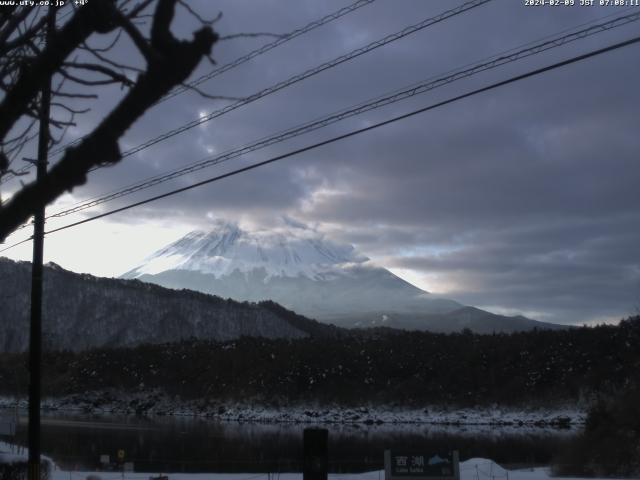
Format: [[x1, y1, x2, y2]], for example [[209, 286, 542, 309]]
[[11, 413, 578, 473]]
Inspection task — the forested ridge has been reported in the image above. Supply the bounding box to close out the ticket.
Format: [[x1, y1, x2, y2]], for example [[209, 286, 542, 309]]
[[0, 316, 637, 407]]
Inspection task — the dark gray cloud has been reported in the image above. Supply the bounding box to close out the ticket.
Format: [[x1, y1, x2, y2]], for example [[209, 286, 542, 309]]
[[383, 214, 640, 324], [9, 0, 640, 325]]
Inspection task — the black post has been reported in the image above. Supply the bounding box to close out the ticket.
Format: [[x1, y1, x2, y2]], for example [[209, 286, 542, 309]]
[[303, 428, 328, 480], [28, 6, 55, 480]]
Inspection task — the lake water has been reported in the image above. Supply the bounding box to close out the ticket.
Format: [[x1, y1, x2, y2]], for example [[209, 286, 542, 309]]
[[11, 413, 578, 473]]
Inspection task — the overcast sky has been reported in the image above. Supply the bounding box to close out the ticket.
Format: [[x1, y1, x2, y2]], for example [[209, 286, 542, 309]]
[[2, 0, 639, 325]]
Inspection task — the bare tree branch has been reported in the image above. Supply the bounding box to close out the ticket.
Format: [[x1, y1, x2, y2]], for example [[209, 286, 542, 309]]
[[150, 0, 176, 49], [0, 0, 121, 144], [58, 67, 125, 86], [112, 10, 159, 63], [4, 168, 31, 178], [3, 117, 37, 144], [50, 102, 91, 115], [0, 7, 32, 50], [177, 0, 220, 26], [0, 0, 218, 241], [80, 28, 122, 53], [49, 118, 76, 129], [178, 82, 243, 102], [125, 0, 156, 19], [54, 91, 99, 99], [0, 14, 48, 55], [219, 32, 287, 41], [82, 44, 144, 73], [63, 61, 135, 87]]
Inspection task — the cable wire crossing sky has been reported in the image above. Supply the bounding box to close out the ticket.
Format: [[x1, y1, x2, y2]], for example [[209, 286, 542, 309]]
[[1, 0, 639, 327]]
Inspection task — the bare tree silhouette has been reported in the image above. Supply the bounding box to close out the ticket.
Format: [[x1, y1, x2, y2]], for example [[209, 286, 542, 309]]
[[0, 0, 220, 241]]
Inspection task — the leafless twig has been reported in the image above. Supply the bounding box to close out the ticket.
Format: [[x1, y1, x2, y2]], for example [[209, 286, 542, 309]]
[[219, 32, 287, 41]]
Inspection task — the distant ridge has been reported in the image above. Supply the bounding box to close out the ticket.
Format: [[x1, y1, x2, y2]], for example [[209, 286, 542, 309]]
[[0, 257, 337, 353], [338, 306, 566, 333], [122, 219, 567, 334]]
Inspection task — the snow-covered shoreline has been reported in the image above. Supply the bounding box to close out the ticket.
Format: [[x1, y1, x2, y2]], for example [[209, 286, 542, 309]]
[[39, 458, 618, 480], [0, 393, 585, 430], [0, 444, 592, 480]]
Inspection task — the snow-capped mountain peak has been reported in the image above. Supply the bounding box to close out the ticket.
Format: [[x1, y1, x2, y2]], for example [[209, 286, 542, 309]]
[[120, 218, 556, 332], [125, 220, 368, 280]]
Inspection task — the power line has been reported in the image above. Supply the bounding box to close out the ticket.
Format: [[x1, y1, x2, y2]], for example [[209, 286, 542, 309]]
[[36, 34, 640, 240], [44, 10, 640, 221], [30, 0, 492, 186], [41, 7, 639, 220], [160, 0, 377, 104], [0, 0, 378, 185], [111, 0, 492, 160], [44, 0, 377, 159], [2, 0, 492, 195], [0, 4, 75, 185], [0, 235, 32, 254]]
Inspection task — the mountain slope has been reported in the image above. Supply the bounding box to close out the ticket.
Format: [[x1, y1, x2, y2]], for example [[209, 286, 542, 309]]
[[335, 306, 567, 333], [122, 220, 565, 333], [0, 257, 336, 353], [122, 221, 463, 319]]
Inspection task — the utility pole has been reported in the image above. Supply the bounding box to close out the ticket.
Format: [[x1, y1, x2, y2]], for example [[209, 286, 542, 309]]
[[28, 6, 55, 480]]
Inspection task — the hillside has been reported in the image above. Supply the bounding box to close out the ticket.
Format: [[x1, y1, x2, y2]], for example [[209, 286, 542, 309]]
[[332, 306, 566, 333], [122, 220, 565, 333], [0, 317, 636, 409], [0, 257, 337, 352]]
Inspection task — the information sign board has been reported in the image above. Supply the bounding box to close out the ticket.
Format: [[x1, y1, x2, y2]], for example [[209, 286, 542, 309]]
[[384, 450, 459, 480]]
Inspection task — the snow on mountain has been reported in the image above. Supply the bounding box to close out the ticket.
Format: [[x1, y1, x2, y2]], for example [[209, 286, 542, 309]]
[[127, 220, 368, 281], [122, 219, 468, 322], [122, 219, 564, 333]]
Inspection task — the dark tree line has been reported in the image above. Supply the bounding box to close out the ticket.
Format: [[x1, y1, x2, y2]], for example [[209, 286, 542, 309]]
[[553, 384, 640, 477], [0, 316, 638, 407]]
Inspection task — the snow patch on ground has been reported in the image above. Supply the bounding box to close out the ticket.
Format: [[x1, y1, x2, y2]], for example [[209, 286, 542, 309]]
[[0, 440, 27, 465], [0, 440, 56, 470], [0, 393, 585, 430], [44, 458, 604, 480]]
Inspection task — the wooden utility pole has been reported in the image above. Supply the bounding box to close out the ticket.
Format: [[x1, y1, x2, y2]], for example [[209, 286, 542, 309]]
[[28, 6, 55, 480]]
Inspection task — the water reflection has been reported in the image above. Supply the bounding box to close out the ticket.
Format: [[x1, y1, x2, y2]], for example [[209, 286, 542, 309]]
[[12, 414, 577, 473]]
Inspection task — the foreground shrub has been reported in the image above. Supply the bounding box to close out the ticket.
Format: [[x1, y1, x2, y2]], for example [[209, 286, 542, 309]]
[[0, 461, 51, 480], [553, 384, 640, 477]]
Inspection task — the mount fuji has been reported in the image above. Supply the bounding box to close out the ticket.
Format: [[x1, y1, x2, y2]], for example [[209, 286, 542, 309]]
[[122, 220, 563, 333]]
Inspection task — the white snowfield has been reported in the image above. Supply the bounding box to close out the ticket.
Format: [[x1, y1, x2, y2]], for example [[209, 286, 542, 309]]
[[0, 441, 55, 470], [128, 221, 368, 281], [1, 443, 606, 480], [0, 396, 586, 430], [44, 458, 603, 480]]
